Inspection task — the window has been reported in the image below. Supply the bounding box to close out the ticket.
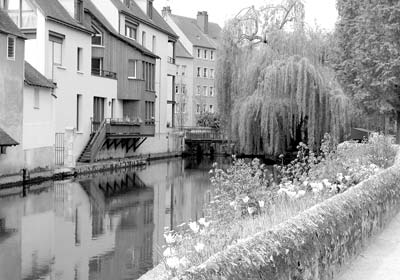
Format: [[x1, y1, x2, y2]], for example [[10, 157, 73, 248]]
[[34, 88, 40, 109], [176, 103, 180, 113], [175, 85, 179, 94], [210, 69, 214, 79], [143, 62, 155, 91], [77, 47, 83, 71], [203, 86, 207, 95], [181, 103, 186, 113], [0, 146, 6, 154], [203, 68, 207, 78], [197, 49, 201, 58], [125, 22, 137, 40], [77, 94, 82, 131], [147, 0, 153, 19], [211, 51, 214, 60], [91, 57, 103, 75], [209, 87, 214, 96], [152, 35, 156, 52], [128, 60, 137, 78], [75, 0, 83, 22], [7, 36, 15, 60], [197, 67, 201, 77], [196, 104, 200, 114], [204, 50, 207, 59], [197, 86, 201, 95], [182, 65, 186, 76], [203, 104, 206, 113], [182, 85, 187, 95], [92, 24, 103, 45], [209, 105, 214, 113], [49, 31, 64, 67], [142, 31, 146, 47]]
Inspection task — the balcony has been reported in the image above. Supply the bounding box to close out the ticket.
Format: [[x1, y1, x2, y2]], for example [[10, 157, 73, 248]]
[[91, 118, 155, 137], [91, 68, 117, 79], [7, 10, 37, 29]]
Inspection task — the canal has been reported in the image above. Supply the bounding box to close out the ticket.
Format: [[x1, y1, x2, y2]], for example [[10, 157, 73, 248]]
[[0, 156, 231, 280]]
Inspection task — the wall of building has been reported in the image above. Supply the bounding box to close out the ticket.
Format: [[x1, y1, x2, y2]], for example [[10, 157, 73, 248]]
[[22, 86, 55, 171], [176, 57, 194, 127], [0, 33, 25, 176], [193, 47, 218, 123], [42, 21, 118, 163]]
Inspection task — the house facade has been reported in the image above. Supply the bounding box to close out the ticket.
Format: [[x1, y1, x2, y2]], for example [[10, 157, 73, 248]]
[[0, 9, 25, 176], [162, 8, 222, 127], [92, 0, 182, 155]]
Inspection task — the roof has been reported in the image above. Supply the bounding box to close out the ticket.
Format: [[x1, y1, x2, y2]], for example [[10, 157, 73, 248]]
[[175, 40, 192, 59], [0, 8, 25, 38], [0, 128, 19, 146], [24, 62, 56, 89], [109, 0, 178, 39], [84, 0, 158, 58], [170, 14, 220, 49], [34, 0, 91, 34]]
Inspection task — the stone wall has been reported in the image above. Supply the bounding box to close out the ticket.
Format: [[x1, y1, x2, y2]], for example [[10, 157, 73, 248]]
[[175, 154, 400, 280]]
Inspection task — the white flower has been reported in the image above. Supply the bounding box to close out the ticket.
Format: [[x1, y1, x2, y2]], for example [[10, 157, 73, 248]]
[[188, 222, 200, 233], [247, 207, 256, 215], [296, 190, 306, 199], [258, 200, 265, 208], [164, 233, 175, 244], [166, 256, 180, 269], [209, 169, 213, 174], [229, 201, 237, 207], [194, 242, 205, 253], [337, 173, 344, 182], [344, 175, 351, 181], [242, 196, 250, 203], [285, 190, 297, 198], [302, 181, 309, 186], [310, 182, 324, 193], [199, 218, 211, 228], [179, 257, 190, 267], [163, 247, 176, 257]]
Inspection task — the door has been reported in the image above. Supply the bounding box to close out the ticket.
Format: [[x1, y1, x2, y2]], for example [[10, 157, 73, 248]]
[[93, 97, 105, 132]]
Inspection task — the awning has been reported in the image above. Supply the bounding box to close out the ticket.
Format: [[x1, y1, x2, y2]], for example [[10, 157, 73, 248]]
[[0, 128, 19, 146]]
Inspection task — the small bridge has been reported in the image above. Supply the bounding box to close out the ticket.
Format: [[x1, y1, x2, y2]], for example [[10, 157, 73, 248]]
[[183, 127, 232, 155]]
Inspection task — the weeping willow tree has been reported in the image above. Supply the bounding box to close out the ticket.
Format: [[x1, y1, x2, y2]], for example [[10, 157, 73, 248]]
[[217, 5, 355, 156]]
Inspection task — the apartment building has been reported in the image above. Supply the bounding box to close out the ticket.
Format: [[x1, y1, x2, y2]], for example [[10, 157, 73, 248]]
[[92, 0, 181, 155], [162, 8, 222, 127]]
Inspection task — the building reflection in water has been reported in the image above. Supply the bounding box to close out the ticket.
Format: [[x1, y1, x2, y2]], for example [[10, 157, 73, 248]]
[[0, 157, 229, 280]]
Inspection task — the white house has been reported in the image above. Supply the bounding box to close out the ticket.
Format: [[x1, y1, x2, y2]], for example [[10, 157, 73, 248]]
[[23, 61, 56, 171], [2, 0, 119, 166]]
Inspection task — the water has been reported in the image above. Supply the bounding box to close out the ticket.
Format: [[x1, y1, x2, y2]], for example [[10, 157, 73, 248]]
[[0, 156, 231, 280]]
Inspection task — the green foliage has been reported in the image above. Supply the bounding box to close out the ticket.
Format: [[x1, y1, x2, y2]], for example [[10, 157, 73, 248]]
[[196, 112, 221, 129], [159, 135, 397, 278], [335, 0, 400, 133]]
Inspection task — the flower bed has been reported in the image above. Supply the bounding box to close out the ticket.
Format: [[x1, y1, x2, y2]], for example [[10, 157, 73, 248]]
[[144, 133, 397, 279]]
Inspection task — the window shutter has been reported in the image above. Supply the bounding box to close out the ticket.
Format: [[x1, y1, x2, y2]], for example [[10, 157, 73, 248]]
[[7, 36, 15, 60]]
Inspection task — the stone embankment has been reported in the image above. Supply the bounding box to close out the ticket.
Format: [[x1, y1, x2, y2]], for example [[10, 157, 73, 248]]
[[0, 151, 182, 189], [142, 150, 400, 280]]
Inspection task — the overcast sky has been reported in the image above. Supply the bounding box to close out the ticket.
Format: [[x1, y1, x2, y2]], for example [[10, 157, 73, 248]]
[[154, 0, 338, 31]]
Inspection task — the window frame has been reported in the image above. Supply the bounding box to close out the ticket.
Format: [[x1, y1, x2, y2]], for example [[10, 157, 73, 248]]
[[142, 31, 146, 47], [203, 49, 207, 59], [33, 88, 40, 109], [91, 24, 103, 46], [125, 21, 138, 40], [128, 59, 138, 79], [6, 35, 16, 61], [77, 47, 83, 72]]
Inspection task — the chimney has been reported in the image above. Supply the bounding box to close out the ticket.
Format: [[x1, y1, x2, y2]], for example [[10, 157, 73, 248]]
[[162, 6, 172, 17], [197, 11, 208, 34]]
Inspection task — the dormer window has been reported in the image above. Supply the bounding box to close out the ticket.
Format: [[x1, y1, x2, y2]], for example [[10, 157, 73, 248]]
[[92, 24, 103, 46], [7, 36, 15, 60], [147, 0, 153, 19], [74, 0, 83, 22]]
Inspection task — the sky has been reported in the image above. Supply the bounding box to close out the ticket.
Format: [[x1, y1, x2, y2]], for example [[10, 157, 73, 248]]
[[154, 0, 338, 31]]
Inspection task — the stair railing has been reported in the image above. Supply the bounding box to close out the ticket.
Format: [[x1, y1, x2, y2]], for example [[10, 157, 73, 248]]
[[89, 118, 107, 162]]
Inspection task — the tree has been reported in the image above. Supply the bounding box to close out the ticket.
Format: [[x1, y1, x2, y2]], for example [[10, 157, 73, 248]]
[[197, 112, 221, 129], [335, 0, 400, 141]]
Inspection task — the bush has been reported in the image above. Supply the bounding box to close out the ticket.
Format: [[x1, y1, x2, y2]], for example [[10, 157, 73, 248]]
[[159, 133, 397, 278]]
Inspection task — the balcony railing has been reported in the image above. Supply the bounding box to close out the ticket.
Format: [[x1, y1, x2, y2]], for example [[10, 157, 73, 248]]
[[167, 57, 176, 64], [91, 68, 117, 79], [7, 10, 37, 29], [91, 118, 155, 136]]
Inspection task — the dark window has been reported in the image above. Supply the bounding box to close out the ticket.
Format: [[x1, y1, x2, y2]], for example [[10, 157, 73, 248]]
[[128, 60, 137, 78], [147, 0, 153, 19], [0, 146, 6, 154], [91, 25, 103, 45], [77, 47, 83, 71], [7, 36, 15, 60], [91, 57, 103, 76], [125, 22, 137, 40], [74, 0, 83, 22]]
